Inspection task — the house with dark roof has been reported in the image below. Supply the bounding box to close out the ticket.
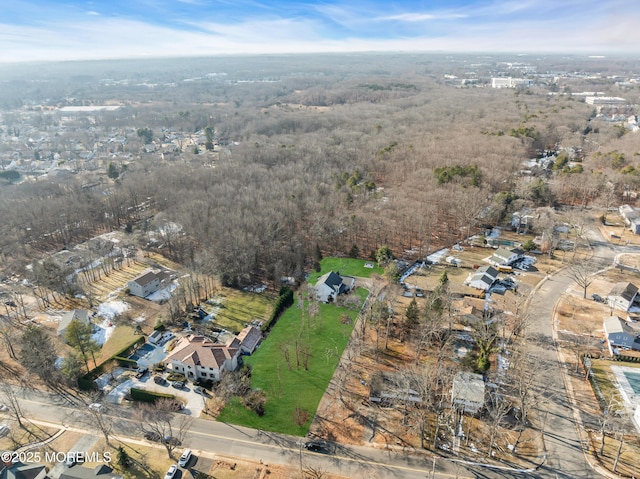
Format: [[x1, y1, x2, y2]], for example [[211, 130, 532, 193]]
[[58, 309, 91, 337], [607, 282, 639, 312], [127, 269, 169, 298], [60, 465, 123, 479], [236, 326, 262, 354], [314, 271, 355, 303], [164, 335, 240, 381], [465, 266, 499, 291]]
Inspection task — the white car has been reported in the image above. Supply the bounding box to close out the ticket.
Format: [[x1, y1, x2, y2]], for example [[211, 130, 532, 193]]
[[0, 404, 8, 412], [88, 403, 103, 411], [178, 449, 192, 467], [164, 464, 178, 479]]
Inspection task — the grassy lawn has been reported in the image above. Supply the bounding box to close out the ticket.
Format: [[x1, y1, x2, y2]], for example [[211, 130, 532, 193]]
[[217, 287, 369, 436], [307, 257, 383, 284], [203, 288, 275, 333], [95, 325, 138, 364]]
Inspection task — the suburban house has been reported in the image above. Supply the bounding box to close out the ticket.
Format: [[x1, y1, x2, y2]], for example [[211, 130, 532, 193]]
[[58, 309, 91, 337], [603, 316, 640, 354], [451, 297, 495, 326], [451, 371, 486, 415], [619, 205, 640, 234], [465, 266, 499, 291], [60, 465, 123, 479], [607, 282, 639, 312], [490, 247, 524, 267], [511, 210, 535, 233], [127, 269, 170, 298], [164, 335, 240, 381], [314, 271, 356, 303], [236, 325, 262, 354], [0, 462, 47, 479]]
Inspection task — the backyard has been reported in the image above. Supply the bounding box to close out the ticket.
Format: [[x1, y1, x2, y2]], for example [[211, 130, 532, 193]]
[[307, 257, 383, 284], [217, 287, 369, 435], [202, 288, 274, 333]]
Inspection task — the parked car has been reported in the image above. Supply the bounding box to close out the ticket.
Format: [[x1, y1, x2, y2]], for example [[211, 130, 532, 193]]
[[164, 464, 178, 479], [144, 431, 162, 442], [0, 424, 10, 438], [163, 436, 182, 446], [304, 441, 330, 453], [88, 403, 103, 411], [136, 367, 149, 379], [194, 386, 205, 395], [154, 376, 168, 385], [0, 404, 9, 412], [178, 449, 192, 467], [592, 294, 605, 303], [171, 381, 185, 389]]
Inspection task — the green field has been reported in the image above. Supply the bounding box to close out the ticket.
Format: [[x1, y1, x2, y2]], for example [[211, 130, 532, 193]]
[[307, 257, 383, 284], [203, 288, 274, 333], [217, 287, 369, 435]]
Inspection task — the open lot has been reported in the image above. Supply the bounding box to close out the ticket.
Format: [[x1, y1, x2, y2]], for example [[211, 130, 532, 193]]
[[202, 288, 274, 333], [217, 288, 368, 436], [307, 257, 383, 284]]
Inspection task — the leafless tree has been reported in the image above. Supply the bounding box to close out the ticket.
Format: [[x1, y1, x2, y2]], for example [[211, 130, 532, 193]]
[[135, 399, 193, 458], [567, 260, 599, 299]]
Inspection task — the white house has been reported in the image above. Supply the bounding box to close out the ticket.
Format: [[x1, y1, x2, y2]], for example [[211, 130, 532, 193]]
[[465, 266, 499, 291], [164, 335, 240, 381], [58, 309, 91, 337], [607, 282, 639, 312], [490, 247, 524, 267], [314, 271, 356, 303], [603, 316, 640, 354], [452, 371, 485, 415], [127, 270, 169, 298]]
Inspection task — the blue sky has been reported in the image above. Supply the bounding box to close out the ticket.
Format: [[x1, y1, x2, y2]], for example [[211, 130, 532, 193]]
[[1, 0, 638, 62]]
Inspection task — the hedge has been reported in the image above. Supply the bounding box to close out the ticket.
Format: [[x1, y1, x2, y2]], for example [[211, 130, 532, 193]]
[[113, 356, 138, 368], [130, 387, 175, 403], [263, 287, 294, 332], [77, 336, 145, 390]]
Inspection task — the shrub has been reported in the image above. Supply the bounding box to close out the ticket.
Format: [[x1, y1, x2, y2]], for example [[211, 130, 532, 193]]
[[130, 387, 175, 403], [264, 288, 294, 331]]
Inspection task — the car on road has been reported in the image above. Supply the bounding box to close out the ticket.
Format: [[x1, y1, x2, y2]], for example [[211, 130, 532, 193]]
[[178, 448, 192, 467], [303, 440, 329, 453], [171, 381, 185, 389], [164, 464, 178, 479], [164, 436, 182, 446], [88, 403, 102, 411], [144, 431, 162, 442]]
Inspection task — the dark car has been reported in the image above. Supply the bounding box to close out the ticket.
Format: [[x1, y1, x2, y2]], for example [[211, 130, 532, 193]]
[[304, 441, 329, 453], [136, 367, 149, 379], [154, 376, 168, 385], [144, 431, 162, 442]]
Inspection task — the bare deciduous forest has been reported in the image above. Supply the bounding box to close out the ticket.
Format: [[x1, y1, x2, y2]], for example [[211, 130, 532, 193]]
[[0, 53, 639, 284]]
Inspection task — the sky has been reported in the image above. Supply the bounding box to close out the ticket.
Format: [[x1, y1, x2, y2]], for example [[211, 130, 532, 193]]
[[1, 0, 639, 63]]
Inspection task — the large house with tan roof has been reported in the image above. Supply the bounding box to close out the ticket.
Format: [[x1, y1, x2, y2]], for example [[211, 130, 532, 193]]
[[127, 269, 170, 298], [164, 326, 263, 381]]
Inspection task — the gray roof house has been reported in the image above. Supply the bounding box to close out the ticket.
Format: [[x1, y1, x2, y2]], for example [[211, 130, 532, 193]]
[[236, 325, 263, 355], [465, 266, 499, 291], [314, 271, 356, 303], [58, 309, 91, 337], [607, 282, 639, 312], [603, 316, 640, 355], [60, 465, 123, 479], [127, 270, 169, 298], [490, 247, 524, 266], [452, 371, 486, 415], [0, 462, 47, 479]]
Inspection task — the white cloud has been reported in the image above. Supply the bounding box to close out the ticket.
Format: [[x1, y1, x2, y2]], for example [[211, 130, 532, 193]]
[[379, 13, 468, 22]]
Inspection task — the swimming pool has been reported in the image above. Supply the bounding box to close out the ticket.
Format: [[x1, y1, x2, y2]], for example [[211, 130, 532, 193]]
[[622, 370, 640, 395]]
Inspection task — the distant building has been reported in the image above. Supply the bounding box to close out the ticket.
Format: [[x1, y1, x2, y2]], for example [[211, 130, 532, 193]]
[[0, 462, 47, 479], [490, 247, 524, 267], [491, 77, 533, 88], [60, 464, 123, 479], [452, 371, 485, 415], [585, 96, 626, 105]]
